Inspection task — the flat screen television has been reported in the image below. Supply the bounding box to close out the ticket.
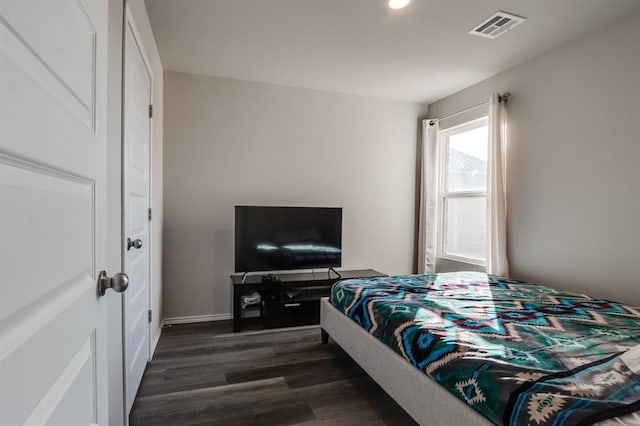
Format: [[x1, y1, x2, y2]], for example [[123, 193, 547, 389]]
[[234, 206, 342, 273]]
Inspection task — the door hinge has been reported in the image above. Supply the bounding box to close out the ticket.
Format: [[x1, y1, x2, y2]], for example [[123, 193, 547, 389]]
[[148, 104, 153, 118], [148, 208, 152, 221], [148, 309, 152, 323]]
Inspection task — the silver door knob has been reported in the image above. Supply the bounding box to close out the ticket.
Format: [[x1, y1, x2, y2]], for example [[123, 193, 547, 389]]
[[98, 270, 129, 296], [127, 237, 143, 250]]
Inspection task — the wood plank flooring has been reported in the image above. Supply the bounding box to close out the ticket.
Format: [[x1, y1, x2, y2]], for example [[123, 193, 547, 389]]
[[130, 321, 418, 425]]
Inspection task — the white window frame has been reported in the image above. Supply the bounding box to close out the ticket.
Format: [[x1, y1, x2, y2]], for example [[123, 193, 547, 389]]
[[436, 116, 489, 266]]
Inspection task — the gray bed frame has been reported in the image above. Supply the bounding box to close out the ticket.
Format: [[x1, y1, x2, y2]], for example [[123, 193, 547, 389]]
[[320, 297, 637, 426], [320, 297, 489, 426]]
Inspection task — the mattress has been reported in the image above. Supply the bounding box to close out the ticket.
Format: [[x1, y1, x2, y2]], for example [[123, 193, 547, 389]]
[[330, 272, 640, 425]]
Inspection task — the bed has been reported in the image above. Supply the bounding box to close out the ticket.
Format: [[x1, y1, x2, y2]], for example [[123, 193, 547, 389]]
[[320, 272, 640, 425]]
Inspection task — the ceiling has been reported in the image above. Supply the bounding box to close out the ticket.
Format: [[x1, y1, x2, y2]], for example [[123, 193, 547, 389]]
[[145, 0, 640, 103]]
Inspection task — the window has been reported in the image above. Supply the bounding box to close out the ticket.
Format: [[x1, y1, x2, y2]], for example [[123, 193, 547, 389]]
[[437, 117, 489, 265]]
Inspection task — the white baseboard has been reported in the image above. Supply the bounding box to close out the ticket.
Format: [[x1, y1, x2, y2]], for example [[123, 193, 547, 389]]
[[163, 313, 232, 325]]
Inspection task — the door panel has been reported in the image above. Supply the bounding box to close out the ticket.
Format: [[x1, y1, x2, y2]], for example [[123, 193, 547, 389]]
[[1, 281, 97, 424], [0, 160, 93, 320], [129, 194, 147, 234], [0, 0, 96, 127], [36, 338, 95, 426], [123, 17, 152, 412], [0, 0, 109, 424]]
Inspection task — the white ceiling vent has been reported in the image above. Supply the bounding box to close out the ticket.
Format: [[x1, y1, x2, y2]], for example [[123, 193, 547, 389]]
[[469, 11, 526, 39]]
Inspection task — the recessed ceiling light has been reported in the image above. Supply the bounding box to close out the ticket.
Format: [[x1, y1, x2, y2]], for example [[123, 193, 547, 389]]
[[388, 0, 411, 10]]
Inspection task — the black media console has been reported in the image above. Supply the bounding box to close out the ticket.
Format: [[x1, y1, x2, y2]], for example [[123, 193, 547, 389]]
[[230, 269, 385, 332]]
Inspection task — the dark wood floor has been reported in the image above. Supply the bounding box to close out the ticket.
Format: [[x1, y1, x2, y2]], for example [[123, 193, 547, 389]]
[[130, 320, 417, 425]]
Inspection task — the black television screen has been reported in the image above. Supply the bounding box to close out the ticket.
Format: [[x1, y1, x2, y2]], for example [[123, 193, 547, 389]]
[[234, 206, 342, 273]]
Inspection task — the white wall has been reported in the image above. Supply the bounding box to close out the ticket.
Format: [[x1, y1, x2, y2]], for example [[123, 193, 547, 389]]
[[428, 13, 640, 305], [163, 72, 421, 320], [127, 0, 164, 349]]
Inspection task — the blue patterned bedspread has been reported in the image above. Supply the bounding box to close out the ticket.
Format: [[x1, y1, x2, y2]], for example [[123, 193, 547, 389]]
[[330, 272, 640, 425]]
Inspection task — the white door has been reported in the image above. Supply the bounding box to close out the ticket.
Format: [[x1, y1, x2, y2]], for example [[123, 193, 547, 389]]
[[123, 14, 152, 413], [0, 0, 113, 424]]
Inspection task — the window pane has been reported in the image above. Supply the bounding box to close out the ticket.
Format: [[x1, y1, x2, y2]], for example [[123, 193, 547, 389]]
[[444, 196, 486, 260], [446, 125, 488, 192]]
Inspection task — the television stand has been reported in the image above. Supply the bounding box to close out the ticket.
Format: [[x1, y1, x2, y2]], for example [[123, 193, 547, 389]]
[[230, 269, 385, 332]]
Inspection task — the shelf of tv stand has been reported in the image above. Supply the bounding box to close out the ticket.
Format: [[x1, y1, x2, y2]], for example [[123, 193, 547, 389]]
[[282, 288, 333, 303], [230, 269, 385, 332]]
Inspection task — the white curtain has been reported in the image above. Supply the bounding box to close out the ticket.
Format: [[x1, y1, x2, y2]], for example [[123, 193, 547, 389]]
[[417, 119, 439, 274], [486, 94, 510, 276]]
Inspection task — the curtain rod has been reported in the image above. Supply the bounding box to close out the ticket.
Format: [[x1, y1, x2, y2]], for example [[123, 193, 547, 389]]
[[429, 92, 511, 125]]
